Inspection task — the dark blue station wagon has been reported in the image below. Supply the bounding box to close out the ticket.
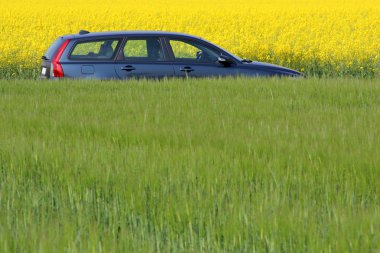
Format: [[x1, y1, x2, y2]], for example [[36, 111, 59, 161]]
[[41, 30, 301, 79]]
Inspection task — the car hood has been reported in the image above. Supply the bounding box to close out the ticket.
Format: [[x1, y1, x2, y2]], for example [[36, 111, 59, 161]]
[[243, 61, 301, 77]]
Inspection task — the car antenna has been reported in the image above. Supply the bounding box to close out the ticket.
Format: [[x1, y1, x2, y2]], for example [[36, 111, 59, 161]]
[[79, 30, 90, 35]]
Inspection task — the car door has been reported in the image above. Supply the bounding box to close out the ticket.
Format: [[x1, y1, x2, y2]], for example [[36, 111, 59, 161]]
[[114, 37, 174, 79], [165, 38, 238, 78], [61, 38, 123, 79]]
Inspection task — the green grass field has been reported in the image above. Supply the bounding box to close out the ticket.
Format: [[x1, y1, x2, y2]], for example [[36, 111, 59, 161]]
[[0, 78, 379, 252]]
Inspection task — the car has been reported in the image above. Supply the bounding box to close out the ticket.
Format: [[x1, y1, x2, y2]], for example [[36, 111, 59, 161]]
[[41, 30, 301, 79]]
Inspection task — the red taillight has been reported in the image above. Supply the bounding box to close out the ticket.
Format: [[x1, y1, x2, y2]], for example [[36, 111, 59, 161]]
[[51, 39, 70, 78]]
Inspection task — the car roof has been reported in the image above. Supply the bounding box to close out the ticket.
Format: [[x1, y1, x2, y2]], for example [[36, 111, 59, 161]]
[[65, 31, 204, 40]]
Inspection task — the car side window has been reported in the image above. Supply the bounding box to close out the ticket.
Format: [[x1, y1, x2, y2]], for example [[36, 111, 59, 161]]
[[121, 38, 164, 61], [169, 39, 220, 63], [70, 39, 121, 60]]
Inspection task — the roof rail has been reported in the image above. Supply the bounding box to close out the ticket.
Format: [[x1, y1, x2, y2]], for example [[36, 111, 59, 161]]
[[79, 30, 90, 35]]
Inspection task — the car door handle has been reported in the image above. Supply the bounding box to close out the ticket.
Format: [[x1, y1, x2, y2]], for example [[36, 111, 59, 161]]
[[121, 65, 136, 72], [180, 66, 194, 72]]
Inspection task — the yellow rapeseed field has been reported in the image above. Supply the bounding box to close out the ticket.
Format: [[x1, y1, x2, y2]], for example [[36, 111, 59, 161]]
[[0, 0, 379, 77]]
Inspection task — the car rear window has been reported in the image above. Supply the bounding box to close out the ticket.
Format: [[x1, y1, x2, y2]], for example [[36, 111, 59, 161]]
[[44, 37, 65, 60], [69, 39, 121, 60]]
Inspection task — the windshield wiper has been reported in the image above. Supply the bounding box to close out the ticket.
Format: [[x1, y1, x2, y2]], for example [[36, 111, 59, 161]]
[[241, 59, 252, 63], [41, 56, 48, 60]]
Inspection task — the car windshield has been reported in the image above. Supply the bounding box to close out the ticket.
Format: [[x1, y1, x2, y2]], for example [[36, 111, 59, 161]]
[[200, 38, 242, 61], [221, 49, 242, 61]]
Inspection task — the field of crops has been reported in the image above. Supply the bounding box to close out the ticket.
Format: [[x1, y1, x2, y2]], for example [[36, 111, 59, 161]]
[[1, 0, 379, 251], [1, 0, 379, 78], [0, 78, 379, 252]]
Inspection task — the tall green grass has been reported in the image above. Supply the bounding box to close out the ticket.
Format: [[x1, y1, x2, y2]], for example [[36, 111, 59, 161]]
[[0, 78, 379, 252]]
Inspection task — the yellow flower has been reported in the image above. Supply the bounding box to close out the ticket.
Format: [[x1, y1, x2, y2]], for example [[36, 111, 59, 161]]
[[0, 0, 378, 76]]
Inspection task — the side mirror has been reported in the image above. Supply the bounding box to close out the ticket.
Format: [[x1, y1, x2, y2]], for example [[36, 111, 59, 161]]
[[218, 55, 233, 66]]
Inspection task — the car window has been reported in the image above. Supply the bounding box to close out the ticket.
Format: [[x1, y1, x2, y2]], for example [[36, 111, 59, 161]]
[[70, 39, 121, 60], [169, 39, 220, 63], [122, 38, 164, 61]]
